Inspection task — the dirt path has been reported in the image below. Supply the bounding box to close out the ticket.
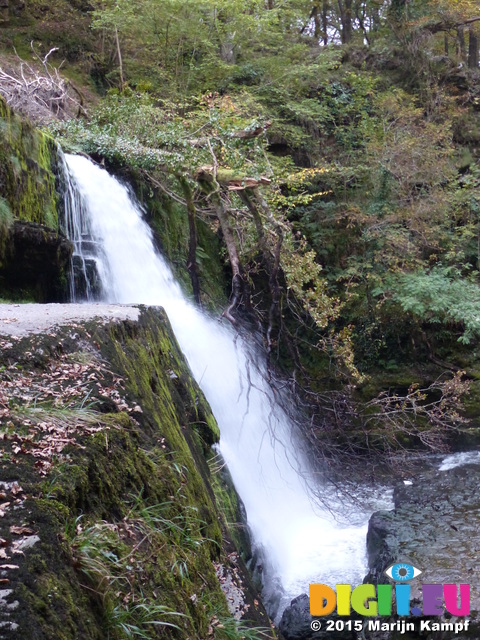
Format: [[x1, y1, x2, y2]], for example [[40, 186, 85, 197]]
[[0, 303, 141, 337]]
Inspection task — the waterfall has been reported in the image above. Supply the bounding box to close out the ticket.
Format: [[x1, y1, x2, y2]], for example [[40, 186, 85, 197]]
[[59, 153, 104, 301], [63, 153, 390, 619]]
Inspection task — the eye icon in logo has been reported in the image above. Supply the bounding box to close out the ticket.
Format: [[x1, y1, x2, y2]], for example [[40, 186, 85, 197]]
[[385, 563, 422, 582]]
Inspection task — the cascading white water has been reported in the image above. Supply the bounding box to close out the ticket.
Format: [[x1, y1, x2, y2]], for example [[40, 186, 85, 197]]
[[63, 153, 391, 619], [60, 153, 104, 301]]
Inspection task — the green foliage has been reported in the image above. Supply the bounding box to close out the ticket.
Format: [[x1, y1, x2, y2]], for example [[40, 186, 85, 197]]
[[106, 602, 186, 639], [71, 519, 187, 638], [211, 613, 270, 640], [90, 0, 322, 95], [385, 267, 480, 344], [19, 0, 480, 447], [281, 235, 340, 331], [0, 196, 13, 230], [48, 91, 270, 176]]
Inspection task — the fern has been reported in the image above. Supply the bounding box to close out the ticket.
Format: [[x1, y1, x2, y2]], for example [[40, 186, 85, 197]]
[[389, 267, 480, 343]]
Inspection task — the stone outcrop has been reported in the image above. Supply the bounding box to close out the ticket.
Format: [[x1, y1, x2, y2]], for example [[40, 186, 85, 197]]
[[0, 96, 71, 301], [279, 462, 480, 640], [0, 221, 72, 301], [365, 463, 480, 639], [279, 594, 358, 640], [0, 96, 59, 230]]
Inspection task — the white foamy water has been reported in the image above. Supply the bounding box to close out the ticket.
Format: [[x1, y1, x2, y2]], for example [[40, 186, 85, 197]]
[[64, 153, 391, 618], [439, 450, 480, 471]]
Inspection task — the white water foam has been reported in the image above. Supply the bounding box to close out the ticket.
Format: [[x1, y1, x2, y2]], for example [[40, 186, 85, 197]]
[[439, 450, 480, 471], [64, 153, 392, 618]]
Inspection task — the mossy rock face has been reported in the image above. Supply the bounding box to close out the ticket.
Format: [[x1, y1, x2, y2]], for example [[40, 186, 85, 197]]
[[0, 98, 72, 300], [0, 307, 272, 638], [208, 449, 252, 562], [0, 96, 59, 229]]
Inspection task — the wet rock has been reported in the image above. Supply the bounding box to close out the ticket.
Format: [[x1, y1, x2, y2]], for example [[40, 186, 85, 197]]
[[0, 221, 72, 301], [279, 594, 357, 640], [366, 463, 480, 638], [71, 254, 102, 299], [279, 594, 316, 640]]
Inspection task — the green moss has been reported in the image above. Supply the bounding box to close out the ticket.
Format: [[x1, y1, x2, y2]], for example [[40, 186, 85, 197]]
[[0, 308, 269, 638], [208, 450, 252, 562], [0, 195, 13, 266], [14, 497, 105, 639], [0, 97, 72, 301], [0, 96, 59, 229]]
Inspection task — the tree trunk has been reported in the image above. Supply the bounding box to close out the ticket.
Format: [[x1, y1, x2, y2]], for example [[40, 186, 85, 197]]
[[237, 191, 267, 256], [322, 0, 328, 45], [344, 0, 353, 43], [212, 194, 247, 323], [252, 188, 284, 358], [312, 4, 321, 40], [457, 26, 466, 62], [114, 27, 124, 87], [468, 27, 479, 69], [337, 0, 353, 43], [371, 1, 380, 32], [337, 0, 346, 42], [356, 1, 370, 45]]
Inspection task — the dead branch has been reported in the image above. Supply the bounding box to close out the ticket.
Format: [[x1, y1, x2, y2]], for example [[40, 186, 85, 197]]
[[303, 371, 471, 473], [195, 165, 271, 191], [0, 44, 86, 124], [231, 121, 272, 139]]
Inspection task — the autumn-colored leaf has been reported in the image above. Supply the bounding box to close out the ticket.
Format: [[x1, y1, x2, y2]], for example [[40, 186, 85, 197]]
[[10, 526, 35, 535]]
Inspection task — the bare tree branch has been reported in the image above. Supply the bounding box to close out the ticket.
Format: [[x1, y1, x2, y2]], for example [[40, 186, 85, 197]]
[[0, 44, 87, 123]]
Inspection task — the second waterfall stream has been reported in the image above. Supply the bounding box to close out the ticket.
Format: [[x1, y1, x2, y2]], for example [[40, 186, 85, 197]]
[[63, 153, 390, 619]]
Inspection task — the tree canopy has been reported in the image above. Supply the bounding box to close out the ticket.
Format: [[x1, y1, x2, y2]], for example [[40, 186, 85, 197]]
[[1, 0, 480, 462]]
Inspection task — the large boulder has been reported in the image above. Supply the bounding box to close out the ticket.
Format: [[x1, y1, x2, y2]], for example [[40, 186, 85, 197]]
[[365, 463, 480, 639], [279, 594, 357, 640]]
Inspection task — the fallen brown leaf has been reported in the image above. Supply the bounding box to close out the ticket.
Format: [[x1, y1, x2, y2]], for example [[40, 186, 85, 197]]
[[10, 526, 35, 535]]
